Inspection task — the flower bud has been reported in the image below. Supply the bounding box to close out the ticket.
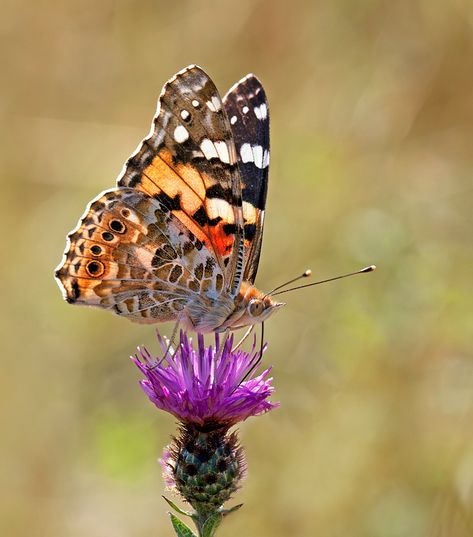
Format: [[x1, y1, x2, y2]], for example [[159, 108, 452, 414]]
[[165, 424, 245, 515]]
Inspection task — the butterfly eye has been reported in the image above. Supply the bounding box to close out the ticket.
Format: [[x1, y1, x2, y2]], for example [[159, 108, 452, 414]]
[[248, 299, 264, 317]]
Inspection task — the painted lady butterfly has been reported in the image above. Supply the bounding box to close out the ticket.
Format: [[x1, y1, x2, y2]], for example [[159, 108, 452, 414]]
[[55, 65, 283, 333]]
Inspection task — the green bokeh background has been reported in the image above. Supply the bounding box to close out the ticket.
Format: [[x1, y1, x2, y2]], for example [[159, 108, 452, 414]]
[[2, 1, 472, 536]]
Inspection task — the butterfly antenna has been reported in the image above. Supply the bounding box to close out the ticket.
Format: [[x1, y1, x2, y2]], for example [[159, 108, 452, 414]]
[[263, 269, 312, 298], [271, 265, 376, 297], [215, 329, 230, 363], [150, 320, 180, 369], [232, 324, 255, 352]]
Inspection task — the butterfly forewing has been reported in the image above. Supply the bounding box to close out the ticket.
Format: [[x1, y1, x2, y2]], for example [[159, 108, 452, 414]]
[[55, 188, 226, 323], [223, 74, 270, 284], [118, 65, 245, 295]]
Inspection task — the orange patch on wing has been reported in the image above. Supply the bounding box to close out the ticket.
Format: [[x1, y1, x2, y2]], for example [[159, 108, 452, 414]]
[[142, 150, 202, 214], [173, 162, 217, 198], [159, 149, 205, 199], [208, 221, 234, 256], [138, 149, 237, 259], [172, 210, 234, 258]]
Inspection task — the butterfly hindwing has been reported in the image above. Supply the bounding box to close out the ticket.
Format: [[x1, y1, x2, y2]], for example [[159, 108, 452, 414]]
[[223, 74, 270, 284], [118, 65, 245, 296], [55, 188, 226, 323]]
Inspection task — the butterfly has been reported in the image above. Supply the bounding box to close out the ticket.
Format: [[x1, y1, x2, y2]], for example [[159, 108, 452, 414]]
[[55, 65, 284, 333]]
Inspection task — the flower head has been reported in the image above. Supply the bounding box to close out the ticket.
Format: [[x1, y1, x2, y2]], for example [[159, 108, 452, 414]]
[[133, 331, 278, 428]]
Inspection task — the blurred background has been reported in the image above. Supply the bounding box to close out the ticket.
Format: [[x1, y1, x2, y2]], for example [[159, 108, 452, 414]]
[[1, 0, 472, 535]]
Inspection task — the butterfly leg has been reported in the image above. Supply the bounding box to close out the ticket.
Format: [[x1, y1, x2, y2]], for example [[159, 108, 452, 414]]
[[232, 322, 265, 393], [165, 319, 181, 358], [232, 324, 254, 352], [212, 328, 232, 364], [152, 319, 181, 368]]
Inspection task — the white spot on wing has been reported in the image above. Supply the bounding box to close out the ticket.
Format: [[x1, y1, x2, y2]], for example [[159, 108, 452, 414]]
[[173, 125, 189, 143], [243, 201, 257, 224], [206, 96, 221, 112], [240, 143, 253, 163], [239, 144, 270, 169], [207, 198, 235, 222], [192, 99, 199, 108], [214, 141, 231, 164], [254, 103, 267, 120], [262, 149, 270, 168], [200, 138, 218, 160], [252, 145, 263, 168], [180, 110, 190, 120], [230, 115, 237, 125], [242, 106, 249, 114]]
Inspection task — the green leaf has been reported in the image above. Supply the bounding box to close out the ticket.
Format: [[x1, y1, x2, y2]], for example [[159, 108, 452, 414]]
[[162, 496, 193, 517], [201, 512, 222, 537], [169, 513, 197, 537], [220, 503, 243, 517]]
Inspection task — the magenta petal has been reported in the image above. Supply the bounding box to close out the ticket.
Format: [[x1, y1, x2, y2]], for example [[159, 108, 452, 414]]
[[133, 331, 278, 426]]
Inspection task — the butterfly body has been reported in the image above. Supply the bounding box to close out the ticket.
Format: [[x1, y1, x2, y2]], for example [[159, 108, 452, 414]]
[[55, 65, 281, 332]]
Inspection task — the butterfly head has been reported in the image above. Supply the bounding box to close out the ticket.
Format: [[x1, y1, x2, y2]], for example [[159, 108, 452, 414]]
[[247, 294, 284, 321], [227, 282, 284, 330]]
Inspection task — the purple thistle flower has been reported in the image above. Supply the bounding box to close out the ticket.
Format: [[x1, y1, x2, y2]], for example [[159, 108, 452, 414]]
[[133, 330, 277, 531], [133, 331, 278, 428]]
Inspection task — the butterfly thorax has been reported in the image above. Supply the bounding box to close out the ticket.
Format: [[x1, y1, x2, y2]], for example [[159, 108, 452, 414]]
[[184, 289, 235, 333], [185, 281, 283, 333]]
